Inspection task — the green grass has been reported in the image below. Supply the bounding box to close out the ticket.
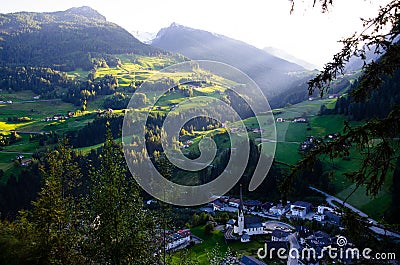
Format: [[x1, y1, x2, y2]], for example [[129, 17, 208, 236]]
[[261, 141, 302, 165], [334, 172, 393, 220], [74, 137, 122, 155], [67, 68, 90, 79], [309, 115, 347, 137], [174, 225, 266, 264], [0, 90, 38, 102], [284, 122, 308, 142]]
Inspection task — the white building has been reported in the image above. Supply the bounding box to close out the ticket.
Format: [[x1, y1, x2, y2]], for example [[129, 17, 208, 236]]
[[291, 205, 307, 218], [317, 205, 334, 214], [313, 212, 325, 222], [166, 229, 191, 251], [233, 186, 267, 237], [290, 201, 312, 218], [228, 198, 241, 208], [269, 204, 290, 216]]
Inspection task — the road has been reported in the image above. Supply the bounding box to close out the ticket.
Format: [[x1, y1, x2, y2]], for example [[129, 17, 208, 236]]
[[0, 130, 49, 135], [0, 150, 33, 155], [287, 233, 300, 265], [309, 186, 400, 238], [10, 99, 62, 104]]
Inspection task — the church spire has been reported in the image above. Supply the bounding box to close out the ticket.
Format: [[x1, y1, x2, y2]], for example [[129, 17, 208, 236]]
[[239, 184, 243, 215]]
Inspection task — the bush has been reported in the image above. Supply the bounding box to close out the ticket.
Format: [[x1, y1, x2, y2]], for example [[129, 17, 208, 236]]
[[204, 223, 214, 235]]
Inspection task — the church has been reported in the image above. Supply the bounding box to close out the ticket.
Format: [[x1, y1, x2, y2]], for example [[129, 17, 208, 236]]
[[233, 185, 267, 237]]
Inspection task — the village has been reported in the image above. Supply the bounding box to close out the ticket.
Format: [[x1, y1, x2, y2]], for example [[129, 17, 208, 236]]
[[163, 185, 350, 265]]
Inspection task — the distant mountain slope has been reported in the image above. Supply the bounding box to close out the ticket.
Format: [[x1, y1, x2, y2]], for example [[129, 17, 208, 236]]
[[152, 23, 308, 96], [263, 47, 317, 71], [344, 46, 381, 72], [0, 6, 164, 71], [131, 30, 156, 44]]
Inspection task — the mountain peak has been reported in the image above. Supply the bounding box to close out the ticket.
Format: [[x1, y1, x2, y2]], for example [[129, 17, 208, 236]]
[[65, 6, 106, 21], [170, 22, 180, 27]]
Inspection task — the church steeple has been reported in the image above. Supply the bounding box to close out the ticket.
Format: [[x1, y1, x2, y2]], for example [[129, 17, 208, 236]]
[[236, 184, 245, 235], [239, 184, 244, 215]]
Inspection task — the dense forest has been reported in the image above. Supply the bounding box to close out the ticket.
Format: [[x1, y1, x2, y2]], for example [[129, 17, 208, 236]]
[[0, 7, 166, 71], [0, 66, 121, 108], [320, 69, 400, 120]]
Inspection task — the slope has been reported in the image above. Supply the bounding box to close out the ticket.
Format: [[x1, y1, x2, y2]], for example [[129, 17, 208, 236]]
[[152, 23, 308, 97], [0, 6, 165, 71]]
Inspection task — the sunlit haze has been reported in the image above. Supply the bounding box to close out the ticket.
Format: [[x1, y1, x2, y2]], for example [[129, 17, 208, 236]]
[[1, 0, 391, 69]]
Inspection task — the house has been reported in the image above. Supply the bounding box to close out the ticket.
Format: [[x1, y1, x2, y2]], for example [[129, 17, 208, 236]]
[[290, 201, 312, 218], [219, 196, 230, 203], [317, 205, 334, 214], [328, 94, 341, 99], [293, 117, 307, 123], [313, 212, 325, 222], [326, 133, 340, 139], [269, 204, 290, 216], [317, 206, 341, 225], [261, 202, 273, 213], [324, 211, 341, 226], [165, 229, 191, 251], [244, 200, 262, 211], [299, 137, 317, 152], [21, 158, 32, 166], [306, 231, 331, 248], [226, 219, 236, 229], [229, 198, 241, 208], [276, 117, 285, 122], [271, 229, 290, 241], [296, 226, 312, 244], [239, 255, 268, 265], [211, 199, 224, 211]]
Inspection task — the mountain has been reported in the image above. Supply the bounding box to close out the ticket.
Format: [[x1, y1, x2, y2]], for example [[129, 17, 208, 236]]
[[152, 23, 308, 96], [131, 30, 156, 44], [263, 47, 318, 71], [344, 45, 381, 72], [0, 6, 164, 71]]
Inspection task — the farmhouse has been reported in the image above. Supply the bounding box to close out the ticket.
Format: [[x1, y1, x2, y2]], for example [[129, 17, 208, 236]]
[[328, 94, 341, 99], [293, 117, 307, 123]]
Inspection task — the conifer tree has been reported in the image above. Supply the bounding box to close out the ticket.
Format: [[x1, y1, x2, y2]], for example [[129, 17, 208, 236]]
[[84, 123, 161, 264]]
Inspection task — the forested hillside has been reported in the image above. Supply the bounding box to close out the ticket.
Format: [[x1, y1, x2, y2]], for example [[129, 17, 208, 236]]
[[152, 23, 311, 97], [0, 6, 166, 71], [321, 69, 400, 120]]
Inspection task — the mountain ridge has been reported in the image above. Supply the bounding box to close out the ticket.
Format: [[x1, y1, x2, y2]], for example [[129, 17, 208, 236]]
[[0, 6, 165, 71], [151, 23, 309, 96], [263, 46, 318, 71]]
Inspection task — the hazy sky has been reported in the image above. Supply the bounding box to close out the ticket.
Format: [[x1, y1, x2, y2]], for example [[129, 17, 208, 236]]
[[0, 0, 390, 68]]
